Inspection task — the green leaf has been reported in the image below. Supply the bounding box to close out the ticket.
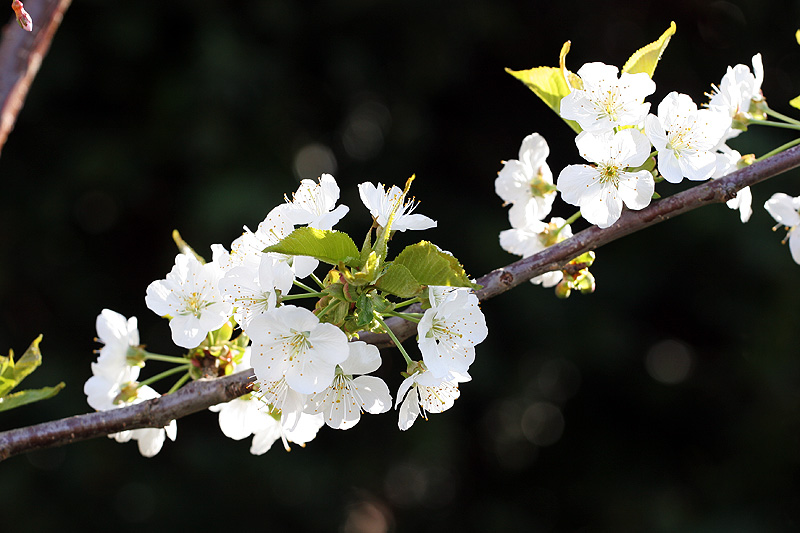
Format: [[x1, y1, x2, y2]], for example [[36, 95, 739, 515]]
[[0, 336, 65, 412], [374, 262, 424, 298], [0, 383, 65, 412], [0, 335, 43, 397], [621, 21, 676, 78], [790, 95, 800, 110], [263, 227, 361, 267], [387, 241, 480, 291], [506, 42, 582, 134], [796, 29, 800, 46]]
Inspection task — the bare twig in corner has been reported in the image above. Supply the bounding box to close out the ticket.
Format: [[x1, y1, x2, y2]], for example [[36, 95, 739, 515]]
[[0, 0, 72, 157]]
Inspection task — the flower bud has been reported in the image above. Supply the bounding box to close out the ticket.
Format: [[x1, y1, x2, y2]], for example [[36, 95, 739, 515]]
[[554, 280, 571, 299], [11, 1, 32, 32]]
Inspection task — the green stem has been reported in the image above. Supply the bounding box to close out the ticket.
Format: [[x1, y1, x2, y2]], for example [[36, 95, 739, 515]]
[[554, 210, 581, 237], [310, 273, 326, 290], [384, 311, 422, 323], [280, 291, 325, 301], [374, 314, 413, 366], [393, 297, 421, 309], [314, 299, 339, 321], [747, 118, 800, 131], [756, 137, 800, 162], [167, 371, 192, 394], [293, 279, 318, 293], [142, 352, 190, 365], [765, 106, 800, 126], [137, 364, 192, 389]]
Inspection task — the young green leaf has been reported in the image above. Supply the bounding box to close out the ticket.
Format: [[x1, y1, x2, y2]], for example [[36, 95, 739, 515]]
[[0, 383, 65, 413], [391, 241, 480, 290], [506, 42, 582, 134], [621, 21, 677, 78], [374, 262, 424, 298], [263, 227, 361, 267], [0, 335, 43, 397], [0, 336, 65, 412]]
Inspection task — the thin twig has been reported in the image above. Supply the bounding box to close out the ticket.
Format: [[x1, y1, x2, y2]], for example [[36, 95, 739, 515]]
[[2, 144, 799, 461], [0, 0, 72, 156]]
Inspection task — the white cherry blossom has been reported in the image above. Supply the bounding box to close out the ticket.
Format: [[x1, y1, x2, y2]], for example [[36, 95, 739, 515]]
[[645, 92, 728, 183], [250, 409, 325, 455], [557, 129, 655, 229], [229, 206, 318, 278], [94, 309, 141, 377], [708, 53, 765, 139], [764, 192, 800, 264], [247, 305, 350, 394], [417, 286, 488, 378], [713, 144, 752, 223], [145, 253, 233, 349], [358, 182, 437, 232], [306, 341, 392, 429], [495, 133, 556, 227], [84, 367, 176, 458], [218, 255, 294, 328], [560, 62, 656, 132], [275, 173, 349, 230], [396, 369, 470, 431]]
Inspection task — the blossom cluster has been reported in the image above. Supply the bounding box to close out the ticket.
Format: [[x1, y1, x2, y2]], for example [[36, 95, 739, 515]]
[[84, 175, 488, 457], [497, 49, 773, 291]]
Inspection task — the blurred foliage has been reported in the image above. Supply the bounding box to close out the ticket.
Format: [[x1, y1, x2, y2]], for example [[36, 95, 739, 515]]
[[1, 1, 800, 531]]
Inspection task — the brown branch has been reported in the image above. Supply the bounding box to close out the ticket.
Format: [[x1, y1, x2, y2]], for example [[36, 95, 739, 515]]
[[0, 0, 72, 156], [0, 369, 257, 460], [1, 144, 800, 461]]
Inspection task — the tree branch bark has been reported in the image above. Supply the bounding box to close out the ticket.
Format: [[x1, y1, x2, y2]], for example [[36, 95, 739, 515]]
[[2, 144, 799, 461], [0, 0, 71, 156]]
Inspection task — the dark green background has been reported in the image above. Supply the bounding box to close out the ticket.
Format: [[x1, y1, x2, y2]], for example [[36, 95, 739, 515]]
[[2, 1, 800, 531]]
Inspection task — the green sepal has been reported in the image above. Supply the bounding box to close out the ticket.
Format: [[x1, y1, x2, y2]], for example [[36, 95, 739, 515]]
[[352, 251, 380, 285], [355, 293, 375, 329], [359, 228, 374, 267], [506, 40, 582, 134], [621, 21, 676, 78], [263, 227, 361, 267], [0, 383, 66, 412]]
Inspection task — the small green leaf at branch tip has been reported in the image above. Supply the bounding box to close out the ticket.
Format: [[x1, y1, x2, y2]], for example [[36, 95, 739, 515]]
[[621, 21, 676, 78], [172, 229, 206, 263], [796, 29, 800, 46], [0, 382, 65, 412], [0, 335, 43, 397], [506, 42, 582, 135], [790, 95, 800, 111], [263, 227, 361, 267]]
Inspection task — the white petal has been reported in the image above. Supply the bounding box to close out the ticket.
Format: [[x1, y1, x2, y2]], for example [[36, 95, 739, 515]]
[[790, 231, 800, 265], [398, 386, 420, 430], [339, 341, 381, 375], [765, 193, 800, 226], [352, 375, 392, 414], [556, 165, 598, 207], [617, 171, 655, 211]]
